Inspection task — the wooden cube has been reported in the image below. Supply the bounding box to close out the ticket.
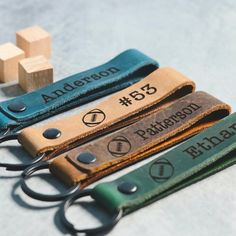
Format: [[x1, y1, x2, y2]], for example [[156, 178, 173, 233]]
[[19, 55, 53, 92], [16, 25, 51, 58], [0, 43, 25, 82]]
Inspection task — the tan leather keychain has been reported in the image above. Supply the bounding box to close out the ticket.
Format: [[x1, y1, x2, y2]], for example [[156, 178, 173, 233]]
[[0, 68, 195, 171], [21, 91, 231, 201]]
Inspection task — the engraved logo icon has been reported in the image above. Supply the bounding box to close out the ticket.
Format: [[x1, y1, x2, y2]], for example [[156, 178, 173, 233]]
[[149, 158, 174, 183], [107, 136, 131, 157], [82, 109, 106, 127]]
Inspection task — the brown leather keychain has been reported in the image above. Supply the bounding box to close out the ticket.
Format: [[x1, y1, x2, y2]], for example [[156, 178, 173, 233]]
[[0, 68, 195, 171], [21, 91, 231, 201]]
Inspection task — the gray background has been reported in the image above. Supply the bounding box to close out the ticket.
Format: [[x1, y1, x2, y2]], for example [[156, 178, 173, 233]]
[[0, 0, 236, 235]]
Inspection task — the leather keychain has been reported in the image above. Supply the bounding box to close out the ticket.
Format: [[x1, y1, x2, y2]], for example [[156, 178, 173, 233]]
[[1, 68, 195, 171], [21, 91, 231, 201], [61, 111, 236, 235], [0, 49, 158, 138]]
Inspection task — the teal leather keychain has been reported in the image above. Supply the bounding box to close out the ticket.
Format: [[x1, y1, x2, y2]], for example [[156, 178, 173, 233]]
[[0, 49, 158, 139], [61, 112, 236, 234]]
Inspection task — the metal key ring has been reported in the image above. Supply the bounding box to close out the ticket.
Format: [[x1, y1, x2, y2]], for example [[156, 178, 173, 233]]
[[21, 161, 80, 202], [0, 133, 45, 171], [60, 189, 123, 234]]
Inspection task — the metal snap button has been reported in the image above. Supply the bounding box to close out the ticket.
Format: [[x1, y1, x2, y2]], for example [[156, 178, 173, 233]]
[[43, 128, 61, 139], [8, 102, 26, 112], [77, 152, 96, 164], [117, 182, 138, 194]]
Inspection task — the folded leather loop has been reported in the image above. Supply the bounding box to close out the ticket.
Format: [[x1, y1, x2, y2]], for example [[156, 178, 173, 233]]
[[50, 91, 230, 186], [61, 112, 236, 234], [18, 67, 195, 159], [0, 49, 159, 137], [2, 67, 195, 171], [20, 91, 230, 201]]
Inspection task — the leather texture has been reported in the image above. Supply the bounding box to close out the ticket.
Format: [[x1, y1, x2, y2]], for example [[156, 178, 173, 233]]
[[19, 68, 195, 157], [0, 49, 159, 135], [92, 112, 236, 215], [49, 91, 231, 187]]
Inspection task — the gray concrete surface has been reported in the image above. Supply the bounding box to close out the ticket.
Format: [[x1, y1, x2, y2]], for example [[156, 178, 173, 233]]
[[0, 0, 236, 235]]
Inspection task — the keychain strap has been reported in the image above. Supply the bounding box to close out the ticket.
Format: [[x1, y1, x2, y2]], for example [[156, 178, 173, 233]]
[[61, 112, 236, 234], [92, 112, 236, 214], [2, 67, 195, 171], [18, 68, 195, 158], [50, 91, 230, 186], [21, 91, 230, 202], [0, 49, 158, 137]]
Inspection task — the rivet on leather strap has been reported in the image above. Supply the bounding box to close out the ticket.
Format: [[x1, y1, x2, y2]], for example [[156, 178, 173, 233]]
[[0, 49, 159, 137], [42, 128, 61, 139], [49, 91, 230, 187], [3, 67, 194, 172], [92, 112, 236, 218], [61, 103, 235, 234], [18, 67, 195, 158]]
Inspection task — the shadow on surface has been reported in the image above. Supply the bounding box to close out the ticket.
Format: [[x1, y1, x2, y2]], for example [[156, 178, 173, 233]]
[[0, 83, 25, 98], [54, 209, 75, 235], [0, 144, 29, 158], [0, 172, 21, 179], [0, 144, 31, 178], [11, 176, 61, 210]]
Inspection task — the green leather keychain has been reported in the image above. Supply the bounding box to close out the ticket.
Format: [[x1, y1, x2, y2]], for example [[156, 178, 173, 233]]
[[61, 112, 236, 234]]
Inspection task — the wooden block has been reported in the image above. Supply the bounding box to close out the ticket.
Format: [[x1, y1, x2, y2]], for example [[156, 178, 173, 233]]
[[0, 42, 25, 82], [16, 25, 51, 58], [19, 55, 53, 92]]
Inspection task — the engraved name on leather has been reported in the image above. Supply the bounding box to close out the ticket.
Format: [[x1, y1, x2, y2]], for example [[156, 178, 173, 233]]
[[134, 103, 201, 140], [183, 123, 236, 159], [42, 67, 120, 103]]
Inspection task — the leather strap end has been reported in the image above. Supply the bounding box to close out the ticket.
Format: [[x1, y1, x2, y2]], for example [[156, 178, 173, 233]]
[[50, 155, 86, 186], [18, 67, 196, 157]]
